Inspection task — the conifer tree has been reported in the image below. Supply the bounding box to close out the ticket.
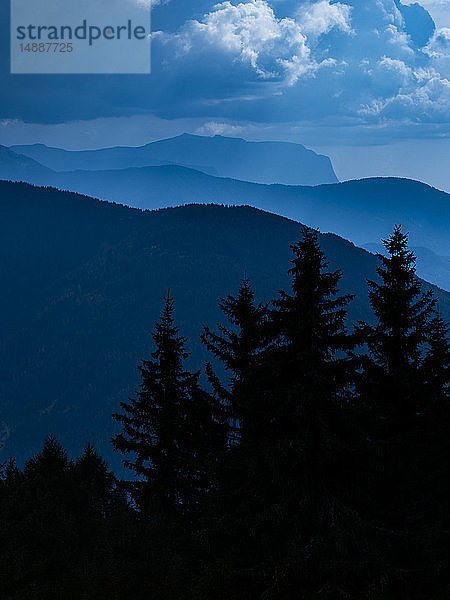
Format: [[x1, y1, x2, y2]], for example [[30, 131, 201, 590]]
[[202, 276, 267, 444], [72, 443, 122, 531], [112, 295, 225, 518], [0, 441, 145, 600], [74, 443, 115, 501], [24, 437, 72, 511], [420, 315, 450, 519], [70, 444, 137, 598], [357, 226, 437, 436], [13, 436, 78, 597], [355, 227, 448, 594], [425, 315, 450, 596], [268, 226, 355, 487], [422, 315, 450, 412], [259, 227, 364, 595], [199, 230, 365, 598], [199, 277, 270, 598], [0, 458, 19, 570]]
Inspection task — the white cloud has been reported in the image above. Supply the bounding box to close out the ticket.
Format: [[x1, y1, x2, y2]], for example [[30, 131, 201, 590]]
[[376, 56, 412, 79], [359, 74, 450, 121], [150, 0, 450, 124], [297, 0, 353, 38], [195, 121, 248, 136], [158, 0, 317, 84], [425, 27, 450, 75], [0, 119, 20, 128], [426, 26, 450, 56], [384, 24, 415, 56]]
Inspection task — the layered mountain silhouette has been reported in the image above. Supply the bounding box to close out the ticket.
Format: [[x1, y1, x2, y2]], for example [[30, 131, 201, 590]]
[[1, 137, 449, 289], [10, 133, 339, 185], [0, 144, 54, 181], [364, 243, 450, 293], [50, 166, 449, 253], [0, 181, 449, 469], [1, 140, 448, 288]]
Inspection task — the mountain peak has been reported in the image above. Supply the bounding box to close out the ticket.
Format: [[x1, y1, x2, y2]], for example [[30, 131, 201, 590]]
[[8, 134, 338, 186]]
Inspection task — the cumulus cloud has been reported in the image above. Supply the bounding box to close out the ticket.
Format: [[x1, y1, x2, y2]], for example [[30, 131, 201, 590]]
[[354, 16, 450, 124], [423, 28, 450, 83], [0, 0, 448, 130], [360, 75, 450, 122], [426, 27, 450, 56], [150, 0, 450, 124], [157, 0, 318, 84], [297, 0, 353, 38], [195, 121, 248, 135], [368, 57, 414, 95]]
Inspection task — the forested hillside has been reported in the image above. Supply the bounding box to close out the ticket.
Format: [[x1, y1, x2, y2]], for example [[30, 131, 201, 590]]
[[1, 181, 448, 468]]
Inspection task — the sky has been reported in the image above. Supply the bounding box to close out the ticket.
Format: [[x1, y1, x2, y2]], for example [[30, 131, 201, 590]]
[[1, 0, 449, 191]]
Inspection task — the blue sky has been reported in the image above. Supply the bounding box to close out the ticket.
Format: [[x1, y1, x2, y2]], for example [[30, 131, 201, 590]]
[[1, 0, 449, 190]]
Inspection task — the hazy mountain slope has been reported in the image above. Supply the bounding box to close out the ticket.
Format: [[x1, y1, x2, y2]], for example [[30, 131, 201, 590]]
[[0, 145, 55, 182], [0, 181, 448, 469], [1, 148, 447, 287], [10, 133, 339, 185], [364, 244, 450, 292], [49, 165, 449, 260]]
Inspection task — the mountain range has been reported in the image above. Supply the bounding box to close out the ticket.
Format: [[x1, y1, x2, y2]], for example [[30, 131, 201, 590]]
[[1, 181, 448, 470], [9, 133, 339, 185], [363, 244, 450, 293], [1, 138, 449, 290], [0, 144, 54, 181]]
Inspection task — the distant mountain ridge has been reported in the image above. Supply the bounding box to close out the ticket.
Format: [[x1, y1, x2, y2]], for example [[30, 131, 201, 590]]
[[364, 243, 450, 293], [1, 141, 448, 289], [52, 166, 450, 288], [0, 181, 449, 469], [10, 133, 339, 186], [0, 145, 54, 181]]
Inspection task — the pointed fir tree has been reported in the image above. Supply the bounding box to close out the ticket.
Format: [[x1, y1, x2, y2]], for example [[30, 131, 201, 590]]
[[354, 227, 447, 594], [262, 227, 364, 593], [425, 315, 450, 597], [112, 294, 225, 519], [70, 444, 135, 597], [268, 226, 356, 484], [0, 457, 22, 563], [357, 226, 437, 436], [199, 229, 367, 598], [201, 275, 268, 444], [72, 443, 121, 527], [14, 436, 79, 596], [199, 277, 272, 597], [24, 433, 71, 491], [74, 443, 115, 500]]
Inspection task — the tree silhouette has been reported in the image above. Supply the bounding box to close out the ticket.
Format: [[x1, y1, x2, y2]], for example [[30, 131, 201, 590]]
[[423, 315, 450, 412], [199, 229, 366, 598], [354, 226, 449, 595], [202, 276, 268, 444], [1, 225, 449, 599], [259, 227, 366, 595], [357, 226, 437, 436], [267, 227, 356, 491], [112, 295, 225, 519]]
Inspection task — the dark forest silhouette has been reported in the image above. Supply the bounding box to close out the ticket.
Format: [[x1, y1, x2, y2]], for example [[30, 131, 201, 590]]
[[1, 226, 449, 599]]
